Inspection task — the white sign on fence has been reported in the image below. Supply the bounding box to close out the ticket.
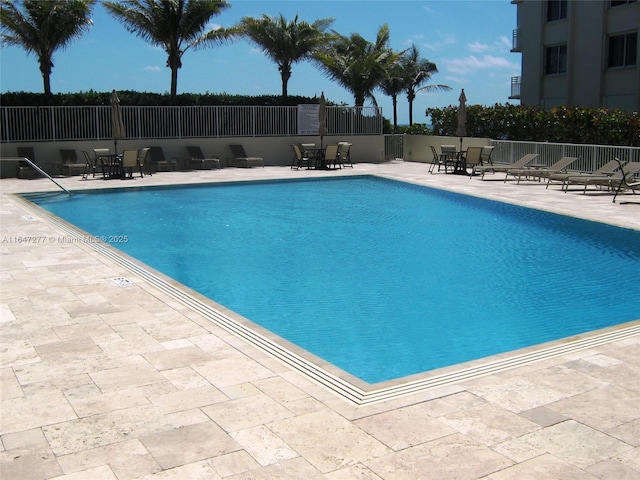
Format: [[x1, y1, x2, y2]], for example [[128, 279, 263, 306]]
[[297, 104, 319, 135]]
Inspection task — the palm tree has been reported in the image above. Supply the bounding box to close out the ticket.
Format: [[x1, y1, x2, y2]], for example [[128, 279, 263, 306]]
[[402, 44, 451, 125], [103, 0, 232, 99], [313, 24, 398, 107], [379, 57, 407, 130], [239, 13, 333, 100], [0, 0, 96, 96]]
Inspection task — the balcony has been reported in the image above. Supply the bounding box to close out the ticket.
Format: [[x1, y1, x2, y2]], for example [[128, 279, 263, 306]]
[[510, 76, 522, 99], [511, 29, 521, 52]]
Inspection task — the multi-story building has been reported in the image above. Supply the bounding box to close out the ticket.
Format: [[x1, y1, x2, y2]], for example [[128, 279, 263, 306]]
[[511, 0, 639, 113]]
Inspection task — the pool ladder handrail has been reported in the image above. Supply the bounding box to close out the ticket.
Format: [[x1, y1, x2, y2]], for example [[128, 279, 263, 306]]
[[0, 157, 70, 193]]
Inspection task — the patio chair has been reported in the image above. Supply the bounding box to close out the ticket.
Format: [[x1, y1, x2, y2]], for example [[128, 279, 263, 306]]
[[186, 146, 221, 170], [428, 146, 446, 173], [338, 142, 353, 168], [505, 156, 578, 184], [93, 148, 112, 179], [480, 146, 495, 166], [612, 158, 640, 203], [291, 144, 313, 170], [148, 146, 176, 172], [121, 149, 142, 178], [229, 144, 264, 168], [81, 151, 94, 179], [137, 147, 152, 176], [463, 146, 483, 177], [440, 145, 457, 173], [324, 144, 342, 169], [59, 149, 86, 176], [546, 159, 619, 190], [475, 153, 540, 179]]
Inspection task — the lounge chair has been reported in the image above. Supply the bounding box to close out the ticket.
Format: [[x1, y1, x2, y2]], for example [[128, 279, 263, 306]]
[[229, 144, 264, 168], [148, 146, 176, 172], [338, 142, 353, 168], [546, 159, 619, 190], [186, 146, 221, 170], [463, 146, 483, 177], [612, 158, 640, 203], [121, 149, 143, 178], [59, 149, 86, 176], [475, 153, 540, 179], [505, 156, 578, 184], [16, 146, 38, 179], [562, 161, 638, 194], [291, 144, 313, 170], [428, 145, 447, 173]]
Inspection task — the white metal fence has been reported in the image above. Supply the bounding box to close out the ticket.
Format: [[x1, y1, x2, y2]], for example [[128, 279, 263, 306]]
[[0, 105, 382, 143], [490, 139, 640, 172]]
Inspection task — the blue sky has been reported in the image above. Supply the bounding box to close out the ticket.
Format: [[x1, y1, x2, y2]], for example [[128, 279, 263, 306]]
[[0, 0, 519, 125]]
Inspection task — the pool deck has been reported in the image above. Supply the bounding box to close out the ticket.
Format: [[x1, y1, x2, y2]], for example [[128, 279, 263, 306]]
[[1, 162, 638, 480]]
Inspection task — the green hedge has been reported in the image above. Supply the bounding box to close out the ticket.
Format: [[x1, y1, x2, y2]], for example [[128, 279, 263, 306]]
[[0, 91, 326, 107], [426, 103, 640, 147]]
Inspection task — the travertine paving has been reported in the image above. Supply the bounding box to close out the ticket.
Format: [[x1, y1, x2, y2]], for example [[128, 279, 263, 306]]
[[1, 162, 638, 479]]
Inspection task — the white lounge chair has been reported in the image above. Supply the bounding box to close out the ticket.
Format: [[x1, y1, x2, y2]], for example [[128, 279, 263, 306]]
[[229, 144, 264, 168], [474, 153, 539, 179]]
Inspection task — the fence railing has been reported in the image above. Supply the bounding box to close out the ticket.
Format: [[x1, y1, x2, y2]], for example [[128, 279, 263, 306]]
[[0, 104, 382, 143], [490, 139, 640, 172]]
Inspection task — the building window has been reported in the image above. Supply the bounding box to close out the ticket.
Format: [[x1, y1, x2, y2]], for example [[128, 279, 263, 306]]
[[545, 44, 567, 74], [546, 0, 567, 21], [609, 0, 637, 7], [608, 32, 638, 67]]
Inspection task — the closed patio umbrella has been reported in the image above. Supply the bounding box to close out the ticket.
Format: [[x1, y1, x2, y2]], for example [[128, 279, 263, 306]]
[[318, 92, 327, 149], [110, 90, 125, 156], [455, 88, 467, 153]]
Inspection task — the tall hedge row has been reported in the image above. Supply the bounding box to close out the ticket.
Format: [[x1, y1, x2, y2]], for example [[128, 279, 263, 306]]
[[0, 91, 325, 107], [426, 103, 640, 146]]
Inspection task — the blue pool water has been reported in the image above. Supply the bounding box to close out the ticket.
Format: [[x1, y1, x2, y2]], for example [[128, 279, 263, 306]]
[[27, 176, 640, 383]]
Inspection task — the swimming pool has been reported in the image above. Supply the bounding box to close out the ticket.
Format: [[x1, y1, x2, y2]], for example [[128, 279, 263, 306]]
[[25, 176, 640, 384]]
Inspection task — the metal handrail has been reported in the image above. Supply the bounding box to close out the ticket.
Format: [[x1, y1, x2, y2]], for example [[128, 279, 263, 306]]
[[0, 157, 69, 193]]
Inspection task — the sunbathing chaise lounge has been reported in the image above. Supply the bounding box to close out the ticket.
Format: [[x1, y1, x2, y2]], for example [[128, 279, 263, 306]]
[[562, 161, 640, 194], [229, 144, 264, 168], [545, 159, 619, 190], [59, 149, 86, 176], [186, 146, 221, 170], [612, 158, 640, 203], [505, 156, 578, 184], [475, 153, 540, 179]]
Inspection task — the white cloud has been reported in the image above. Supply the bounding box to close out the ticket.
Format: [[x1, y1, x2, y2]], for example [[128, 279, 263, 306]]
[[442, 55, 515, 75], [499, 35, 512, 50], [144, 66, 162, 72], [468, 42, 489, 53], [422, 33, 456, 51]]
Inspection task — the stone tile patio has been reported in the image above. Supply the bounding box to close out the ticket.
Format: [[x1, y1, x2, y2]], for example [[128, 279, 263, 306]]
[[1, 162, 638, 479]]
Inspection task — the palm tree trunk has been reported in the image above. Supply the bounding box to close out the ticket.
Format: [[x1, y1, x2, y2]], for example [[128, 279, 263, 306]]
[[392, 95, 398, 130], [39, 57, 53, 96], [170, 67, 178, 99], [408, 99, 414, 126], [42, 73, 52, 97], [280, 70, 289, 99]]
